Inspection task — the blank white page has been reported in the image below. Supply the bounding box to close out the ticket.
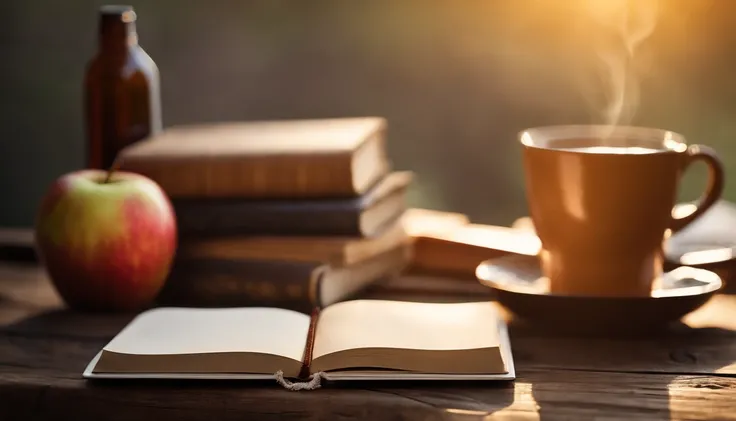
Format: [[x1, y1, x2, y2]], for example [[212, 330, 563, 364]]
[[103, 307, 310, 362], [312, 300, 500, 359]]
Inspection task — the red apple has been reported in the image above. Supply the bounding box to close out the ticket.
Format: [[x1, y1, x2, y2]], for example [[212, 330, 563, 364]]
[[34, 169, 177, 311]]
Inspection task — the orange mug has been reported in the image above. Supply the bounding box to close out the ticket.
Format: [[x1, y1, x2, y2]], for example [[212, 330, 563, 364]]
[[520, 125, 724, 297]]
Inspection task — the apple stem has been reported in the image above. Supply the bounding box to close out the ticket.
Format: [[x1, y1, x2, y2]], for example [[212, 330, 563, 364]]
[[104, 157, 122, 184]]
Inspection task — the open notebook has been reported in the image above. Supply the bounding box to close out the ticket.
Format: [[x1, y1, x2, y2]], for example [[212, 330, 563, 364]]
[[83, 300, 515, 383]]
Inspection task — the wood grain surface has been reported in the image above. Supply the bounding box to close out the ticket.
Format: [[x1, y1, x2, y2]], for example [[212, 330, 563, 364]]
[[1, 262, 735, 421]]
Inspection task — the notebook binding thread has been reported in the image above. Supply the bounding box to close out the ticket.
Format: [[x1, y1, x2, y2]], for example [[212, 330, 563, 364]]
[[274, 370, 325, 391]]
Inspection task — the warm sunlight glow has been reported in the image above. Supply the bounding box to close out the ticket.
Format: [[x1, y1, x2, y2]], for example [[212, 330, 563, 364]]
[[672, 203, 697, 220], [492, 381, 541, 419], [651, 266, 722, 298], [443, 381, 540, 419], [520, 131, 534, 147], [680, 247, 734, 266], [584, 0, 630, 23], [663, 132, 687, 152], [444, 409, 488, 416], [452, 224, 541, 256]]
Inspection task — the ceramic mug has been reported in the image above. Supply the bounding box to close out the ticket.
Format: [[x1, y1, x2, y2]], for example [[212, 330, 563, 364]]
[[519, 125, 725, 297]]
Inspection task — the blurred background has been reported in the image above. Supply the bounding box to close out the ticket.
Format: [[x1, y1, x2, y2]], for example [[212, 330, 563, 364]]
[[3, 0, 735, 228]]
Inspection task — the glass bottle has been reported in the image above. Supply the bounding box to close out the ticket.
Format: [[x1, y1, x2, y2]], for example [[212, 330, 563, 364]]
[[84, 5, 162, 170]]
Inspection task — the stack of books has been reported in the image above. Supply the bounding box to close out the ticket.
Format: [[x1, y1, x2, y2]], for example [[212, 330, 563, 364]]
[[118, 117, 413, 313]]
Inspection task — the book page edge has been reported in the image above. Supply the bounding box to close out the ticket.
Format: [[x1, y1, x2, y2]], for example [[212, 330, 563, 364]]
[[321, 307, 516, 381], [82, 351, 275, 380]]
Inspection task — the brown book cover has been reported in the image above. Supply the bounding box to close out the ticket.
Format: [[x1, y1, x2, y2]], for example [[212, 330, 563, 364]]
[[172, 171, 413, 238], [157, 244, 412, 313], [118, 117, 390, 199], [408, 223, 541, 278], [365, 273, 495, 298], [177, 216, 410, 267]]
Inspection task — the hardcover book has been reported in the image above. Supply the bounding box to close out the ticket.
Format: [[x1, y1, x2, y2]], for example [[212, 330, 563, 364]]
[[172, 171, 413, 238], [410, 223, 541, 277], [158, 245, 412, 313], [117, 117, 390, 199], [177, 215, 409, 267]]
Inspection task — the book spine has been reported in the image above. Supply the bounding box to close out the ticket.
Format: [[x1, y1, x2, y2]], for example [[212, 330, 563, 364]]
[[157, 258, 324, 314], [122, 150, 362, 199], [299, 307, 321, 379], [172, 200, 362, 238]]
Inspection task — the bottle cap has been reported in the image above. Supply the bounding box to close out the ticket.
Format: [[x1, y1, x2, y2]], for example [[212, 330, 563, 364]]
[[99, 5, 136, 22]]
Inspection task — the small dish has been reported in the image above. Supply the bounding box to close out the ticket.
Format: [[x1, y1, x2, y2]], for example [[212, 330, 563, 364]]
[[476, 254, 723, 334], [664, 241, 736, 292]]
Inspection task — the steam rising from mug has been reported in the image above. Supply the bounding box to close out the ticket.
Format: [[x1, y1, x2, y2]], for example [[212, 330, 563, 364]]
[[585, 0, 659, 136]]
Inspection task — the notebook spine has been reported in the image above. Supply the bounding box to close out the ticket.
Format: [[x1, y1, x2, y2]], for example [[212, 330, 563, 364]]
[[299, 307, 321, 379]]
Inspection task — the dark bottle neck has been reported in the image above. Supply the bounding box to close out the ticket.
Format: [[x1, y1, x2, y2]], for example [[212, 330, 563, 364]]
[[98, 7, 139, 53]]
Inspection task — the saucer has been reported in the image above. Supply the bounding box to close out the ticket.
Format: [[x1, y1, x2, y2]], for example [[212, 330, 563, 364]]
[[475, 254, 723, 334], [664, 240, 736, 292]]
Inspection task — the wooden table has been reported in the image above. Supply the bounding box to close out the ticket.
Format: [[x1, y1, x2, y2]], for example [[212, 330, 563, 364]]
[[1, 261, 736, 421]]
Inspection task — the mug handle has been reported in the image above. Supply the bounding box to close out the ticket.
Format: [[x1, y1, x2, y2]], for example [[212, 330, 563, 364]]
[[669, 144, 725, 233]]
